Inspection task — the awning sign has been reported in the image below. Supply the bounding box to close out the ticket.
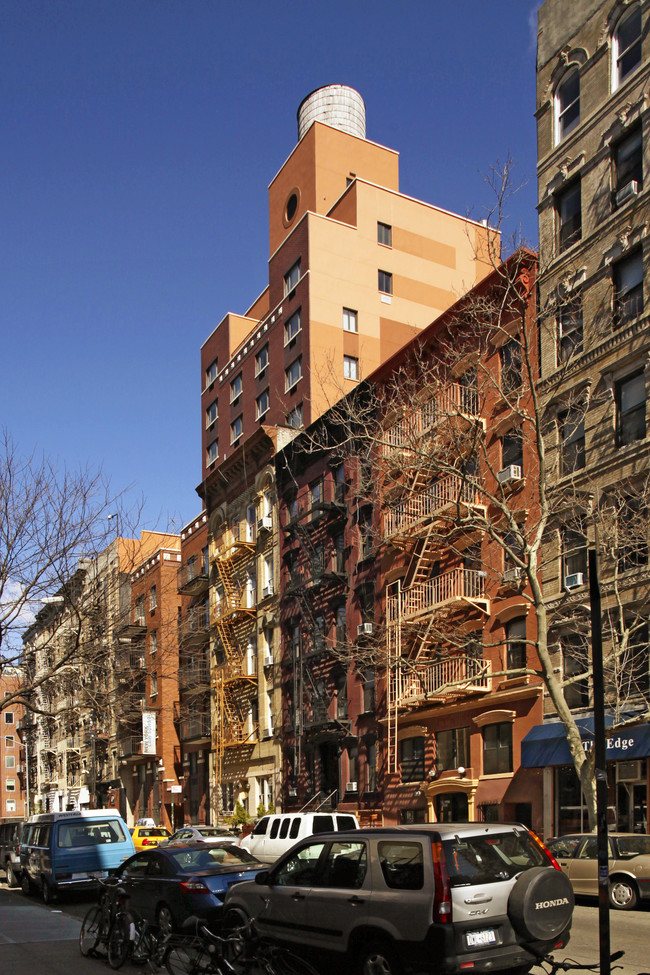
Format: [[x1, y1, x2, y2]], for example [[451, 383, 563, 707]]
[[521, 716, 650, 767]]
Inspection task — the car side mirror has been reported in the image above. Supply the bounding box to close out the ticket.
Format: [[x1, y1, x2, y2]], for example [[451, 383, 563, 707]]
[[254, 870, 270, 885]]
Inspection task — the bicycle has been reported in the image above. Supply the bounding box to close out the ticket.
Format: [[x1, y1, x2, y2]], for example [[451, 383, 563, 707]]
[[107, 905, 170, 971], [533, 949, 625, 975], [79, 875, 128, 958]]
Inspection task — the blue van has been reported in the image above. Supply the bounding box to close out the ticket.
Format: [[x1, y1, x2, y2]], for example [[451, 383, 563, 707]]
[[20, 808, 135, 903]]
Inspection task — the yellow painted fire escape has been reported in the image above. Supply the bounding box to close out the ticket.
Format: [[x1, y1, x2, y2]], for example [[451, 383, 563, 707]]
[[382, 384, 492, 772]]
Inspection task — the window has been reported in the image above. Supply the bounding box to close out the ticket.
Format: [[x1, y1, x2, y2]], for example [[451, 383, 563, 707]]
[[205, 400, 218, 427], [400, 736, 425, 782], [256, 389, 270, 419], [483, 722, 513, 774], [231, 415, 243, 443], [284, 309, 301, 345], [436, 727, 470, 772], [135, 596, 145, 626], [5, 754, 15, 768], [4, 735, 14, 748], [501, 429, 523, 472], [3, 712, 13, 724], [335, 605, 346, 647], [613, 5, 642, 89], [205, 358, 218, 386], [343, 307, 358, 333], [344, 355, 359, 380], [561, 633, 589, 709], [285, 357, 302, 391], [614, 250, 644, 327], [556, 67, 580, 142], [255, 343, 269, 376], [377, 222, 392, 246], [206, 439, 218, 465], [150, 630, 157, 656], [624, 621, 650, 696], [363, 668, 375, 713], [616, 370, 646, 446], [6, 800, 16, 813], [506, 617, 527, 671], [230, 372, 242, 403], [557, 180, 581, 252], [378, 269, 393, 294], [559, 407, 586, 474], [563, 520, 588, 582], [149, 586, 157, 611], [613, 126, 643, 206], [557, 295, 583, 363], [310, 479, 323, 509], [5, 779, 15, 792], [150, 673, 158, 698], [286, 403, 303, 429], [284, 259, 301, 295], [617, 496, 649, 571], [500, 338, 522, 394]]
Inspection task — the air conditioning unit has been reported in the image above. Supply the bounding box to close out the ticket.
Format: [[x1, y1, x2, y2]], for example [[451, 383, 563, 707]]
[[564, 572, 584, 590], [502, 566, 523, 584], [288, 787, 298, 797], [257, 516, 273, 532], [16, 720, 23, 731], [357, 623, 374, 636], [617, 760, 641, 783], [346, 781, 358, 793], [616, 180, 638, 206], [262, 585, 274, 598], [264, 655, 274, 667], [15, 764, 23, 774], [497, 464, 522, 485]]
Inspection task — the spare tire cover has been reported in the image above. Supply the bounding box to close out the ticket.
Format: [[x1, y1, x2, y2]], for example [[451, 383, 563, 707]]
[[508, 867, 574, 942]]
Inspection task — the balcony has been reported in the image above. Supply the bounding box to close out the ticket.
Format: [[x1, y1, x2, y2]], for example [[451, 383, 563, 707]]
[[117, 616, 147, 640], [392, 655, 491, 708], [179, 714, 211, 742], [178, 659, 210, 692], [383, 474, 484, 537], [382, 385, 484, 459], [179, 605, 210, 647], [387, 567, 488, 623], [177, 555, 210, 596], [118, 736, 143, 760]]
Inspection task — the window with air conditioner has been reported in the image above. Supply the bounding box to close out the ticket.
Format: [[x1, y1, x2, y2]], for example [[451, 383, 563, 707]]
[[613, 250, 644, 328], [555, 67, 580, 143], [563, 520, 587, 588], [616, 369, 646, 447], [499, 430, 523, 483], [613, 126, 642, 208], [556, 180, 582, 253], [557, 295, 583, 364], [612, 4, 642, 90]]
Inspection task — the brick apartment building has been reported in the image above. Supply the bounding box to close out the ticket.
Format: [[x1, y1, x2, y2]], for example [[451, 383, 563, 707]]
[[530, 0, 649, 836], [1, 669, 27, 820]]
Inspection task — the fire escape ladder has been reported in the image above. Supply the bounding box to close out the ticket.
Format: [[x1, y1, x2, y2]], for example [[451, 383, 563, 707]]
[[215, 557, 241, 613], [403, 523, 438, 590]]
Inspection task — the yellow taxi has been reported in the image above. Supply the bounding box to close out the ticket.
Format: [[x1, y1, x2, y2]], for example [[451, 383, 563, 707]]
[[129, 825, 171, 851]]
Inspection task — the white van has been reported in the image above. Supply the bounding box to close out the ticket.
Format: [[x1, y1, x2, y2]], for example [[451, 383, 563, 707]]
[[240, 811, 359, 864]]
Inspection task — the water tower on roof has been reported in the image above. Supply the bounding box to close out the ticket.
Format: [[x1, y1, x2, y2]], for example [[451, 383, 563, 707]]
[[297, 85, 366, 141]]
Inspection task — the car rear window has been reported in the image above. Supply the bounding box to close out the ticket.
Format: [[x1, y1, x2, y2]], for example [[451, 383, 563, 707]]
[[58, 819, 129, 848], [378, 841, 424, 889], [171, 845, 256, 872], [443, 831, 548, 887], [141, 828, 168, 837], [615, 835, 650, 857]]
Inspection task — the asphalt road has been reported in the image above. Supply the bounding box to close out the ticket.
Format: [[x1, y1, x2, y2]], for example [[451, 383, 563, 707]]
[[0, 886, 648, 975]]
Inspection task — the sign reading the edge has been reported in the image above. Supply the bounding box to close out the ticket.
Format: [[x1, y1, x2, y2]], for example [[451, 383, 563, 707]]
[[142, 711, 157, 755]]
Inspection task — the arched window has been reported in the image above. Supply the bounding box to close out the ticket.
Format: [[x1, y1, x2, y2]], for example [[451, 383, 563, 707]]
[[612, 4, 642, 90], [555, 67, 580, 143]]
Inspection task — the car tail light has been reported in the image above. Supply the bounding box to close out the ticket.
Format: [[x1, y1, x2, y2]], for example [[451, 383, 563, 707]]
[[180, 880, 211, 894], [141, 838, 152, 846], [529, 830, 562, 871], [431, 840, 452, 923]]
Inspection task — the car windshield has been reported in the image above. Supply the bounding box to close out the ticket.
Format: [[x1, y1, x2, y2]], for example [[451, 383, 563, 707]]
[[169, 845, 258, 872], [442, 831, 548, 887], [614, 835, 650, 857]]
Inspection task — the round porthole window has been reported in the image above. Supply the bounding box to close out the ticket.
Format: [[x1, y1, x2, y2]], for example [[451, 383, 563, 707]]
[[284, 190, 299, 225]]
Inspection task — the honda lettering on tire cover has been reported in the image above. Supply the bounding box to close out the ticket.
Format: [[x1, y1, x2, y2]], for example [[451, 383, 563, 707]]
[[508, 867, 575, 942]]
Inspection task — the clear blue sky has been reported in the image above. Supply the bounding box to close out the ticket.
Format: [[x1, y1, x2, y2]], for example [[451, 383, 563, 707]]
[[1, 0, 542, 533]]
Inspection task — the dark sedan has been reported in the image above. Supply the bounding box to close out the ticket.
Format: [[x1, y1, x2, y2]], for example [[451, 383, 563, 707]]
[[115, 841, 265, 934]]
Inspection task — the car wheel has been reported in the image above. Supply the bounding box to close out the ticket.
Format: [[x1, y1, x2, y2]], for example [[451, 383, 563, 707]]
[[6, 862, 19, 888], [508, 867, 574, 942], [609, 877, 637, 910], [42, 879, 57, 905], [223, 908, 250, 962], [21, 871, 34, 897], [357, 939, 401, 975], [156, 903, 175, 938]]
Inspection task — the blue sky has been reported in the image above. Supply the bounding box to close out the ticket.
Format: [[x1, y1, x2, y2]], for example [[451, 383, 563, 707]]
[[1, 0, 542, 533]]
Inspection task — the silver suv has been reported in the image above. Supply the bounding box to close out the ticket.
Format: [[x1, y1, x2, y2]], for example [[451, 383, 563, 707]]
[[223, 822, 574, 975]]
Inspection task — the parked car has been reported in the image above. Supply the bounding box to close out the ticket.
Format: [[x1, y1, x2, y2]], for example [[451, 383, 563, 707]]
[[224, 823, 574, 975], [546, 832, 650, 910], [130, 825, 171, 851], [159, 825, 234, 847], [239, 811, 359, 864], [0, 819, 24, 888], [20, 808, 135, 903], [115, 841, 265, 934]]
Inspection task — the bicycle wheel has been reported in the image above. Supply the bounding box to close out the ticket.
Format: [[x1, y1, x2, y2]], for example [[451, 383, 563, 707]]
[[108, 914, 132, 969], [262, 947, 320, 975], [165, 943, 211, 975], [79, 905, 102, 957]]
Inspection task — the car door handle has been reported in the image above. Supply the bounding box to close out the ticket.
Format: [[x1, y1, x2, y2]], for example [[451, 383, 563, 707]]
[[464, 894, 492, 904], [348, 895, 365, 905], [291, 892, 305, 901]]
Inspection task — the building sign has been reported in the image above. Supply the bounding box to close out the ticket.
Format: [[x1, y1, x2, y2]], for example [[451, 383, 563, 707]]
[[142, 712, 156, 755], [522, 716, 650, 767]]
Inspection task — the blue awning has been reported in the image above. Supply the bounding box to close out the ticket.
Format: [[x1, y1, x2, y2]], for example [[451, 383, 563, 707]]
[[521, 715, 650, 767]]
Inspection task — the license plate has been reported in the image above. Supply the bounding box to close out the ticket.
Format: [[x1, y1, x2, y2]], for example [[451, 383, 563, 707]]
[[466, 929, 497, 948]]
